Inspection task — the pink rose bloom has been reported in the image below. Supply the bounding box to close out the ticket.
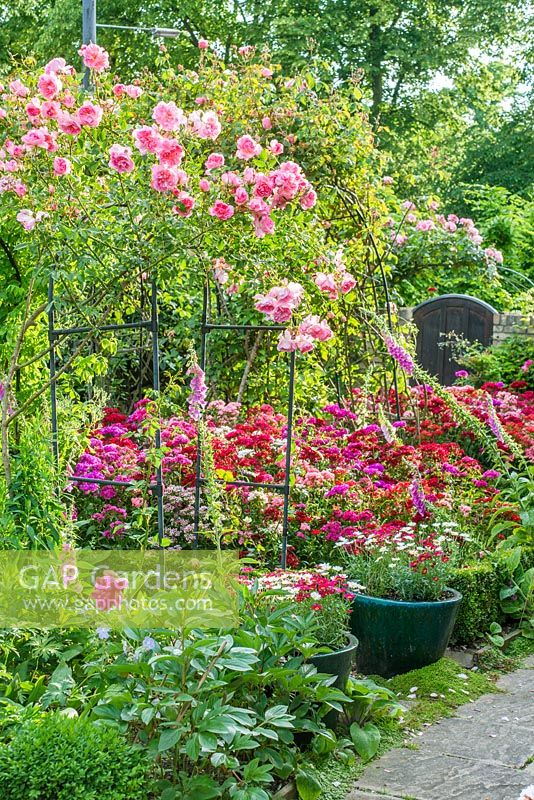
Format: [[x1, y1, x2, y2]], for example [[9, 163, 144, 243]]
[[77, 101, 103, 127], [53, 157, 72, 175], [268, 139, 284, 155], [255, 296, 277, 316], [40, 100, 60, 119], [448, 214, 459, 223], [113, 83, 126, 96], [25, 99, 41, 118], [234, 186, 249, 204], [9, 80, 29, 98], [415, 219, 435, 231], [16, 210, 37, 230], [402, 200, 416, 210], [21, 127, 49, 148], [242, 167, 257, 184], [382, 176, 394, 185], [248, 197, 270, 216], [156, 137, 184, 167], [62, 92, 76, 108], [261, 67, 273, 78], [443, 221, 457, 232], [272, 304, 294, 323], [236, 134, 262, 160], [151, 163, 179, 192], [253, 174, 274, 198], [205, 152, 225, 170], [0, 108, 7, 119], [152, 100, 186, 131], [125, 85, 143, 99], [238, 45, 255, 57], [199, 178, 211, 192], [406, 213, 417, 224], [195, 96, 208, 105], [14, 182, 27, 196], [428, 199, 440, 211], [300, 188, 317, 209], [253, 215, 275, 237], [262, 116, 273, 130], [299, 315, 333, 342], [190, 110, 221, 140], [484, 247, 503, 264], [175, 169, 189, 186], [198, 38, 209, 49], [209, 200, 234, 220], [315, 272, 338, 300], [277, 330, 298, 352], [460, 217, 474, 227], [133, 126, 161, 155], [222, 170, 243, 187], [57, 111, 82, 136], [392, 233, 408, 246], [108, 143, 135, 173], [45, 57, 67, 74], [340, 272, 356, 294], [294, 333, 315, 353], [79, 43, 110, 72], [38, 72, 62, 100], [172, 191, 196, 218]]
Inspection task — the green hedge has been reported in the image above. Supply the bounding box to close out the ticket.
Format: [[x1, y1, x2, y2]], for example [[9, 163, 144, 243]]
[[449, 559, 506, 645], [0, 713, 150, 800]]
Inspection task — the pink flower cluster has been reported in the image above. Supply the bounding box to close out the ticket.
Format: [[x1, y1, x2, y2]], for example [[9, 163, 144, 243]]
[[277, 316, 333, 353], [314, 270, 356, 299], [255, 282, 304, 323]]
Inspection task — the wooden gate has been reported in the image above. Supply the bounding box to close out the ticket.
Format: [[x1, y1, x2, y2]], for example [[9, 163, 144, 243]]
[[412, 294, 496, 385]]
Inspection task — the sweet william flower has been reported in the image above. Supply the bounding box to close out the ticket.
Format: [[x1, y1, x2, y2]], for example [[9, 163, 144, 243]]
[[108, 143, 135, 173], [79, 43, 109, 72]]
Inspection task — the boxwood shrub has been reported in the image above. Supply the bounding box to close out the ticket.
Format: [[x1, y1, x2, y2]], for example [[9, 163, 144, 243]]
[[0, 712, 150, 800], [448, 558, 506, 645]]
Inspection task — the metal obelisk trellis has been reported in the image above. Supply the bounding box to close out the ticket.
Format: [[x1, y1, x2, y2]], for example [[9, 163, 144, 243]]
[[192, 281, 296, 569], [47, 276, 165, 542]]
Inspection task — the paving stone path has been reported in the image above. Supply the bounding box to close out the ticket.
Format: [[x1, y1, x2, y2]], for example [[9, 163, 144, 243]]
[[346, 656, 534, 800]]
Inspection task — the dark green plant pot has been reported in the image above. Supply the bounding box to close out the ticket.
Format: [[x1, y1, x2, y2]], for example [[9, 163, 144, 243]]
[[350, 590, 462, 678], [309, 633, 359, 728]]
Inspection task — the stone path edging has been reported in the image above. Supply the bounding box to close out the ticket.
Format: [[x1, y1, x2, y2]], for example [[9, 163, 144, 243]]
[[346, 656, 534, 800]]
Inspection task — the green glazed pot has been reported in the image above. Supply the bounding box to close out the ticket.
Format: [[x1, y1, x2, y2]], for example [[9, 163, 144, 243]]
[[350, 590, 462, 678], [309, 633, 359, 728]]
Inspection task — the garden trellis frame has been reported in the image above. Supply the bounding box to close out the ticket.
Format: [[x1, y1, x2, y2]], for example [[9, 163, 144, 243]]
[[193, 281, 296, 569], [47, 275, 165, 542]]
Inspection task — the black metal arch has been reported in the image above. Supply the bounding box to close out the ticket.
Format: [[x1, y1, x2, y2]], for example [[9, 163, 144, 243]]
[[193, 281, 296, 569], [48, 275, 165, 542]]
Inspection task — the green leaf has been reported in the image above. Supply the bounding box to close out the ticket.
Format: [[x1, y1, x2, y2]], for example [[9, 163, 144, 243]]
[[158, 728, 182, 752], [296, 769, 322, 800], [350, 722, 381, 761]]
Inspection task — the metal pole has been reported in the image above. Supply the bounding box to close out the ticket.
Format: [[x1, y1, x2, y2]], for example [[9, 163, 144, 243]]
[[82, 0, 97, 90], [150, 278, 165, 543], [48, 277, 59, 479], [193, 281, 209, 547], [280, 349, 296, 569]]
